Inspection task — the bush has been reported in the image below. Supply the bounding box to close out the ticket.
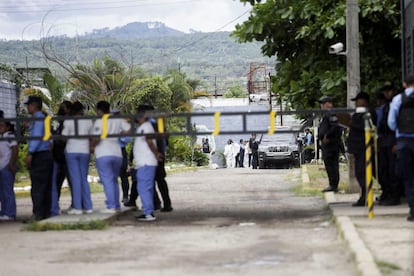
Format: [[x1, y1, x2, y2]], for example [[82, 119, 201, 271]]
[[188, 149, 209, 166], [167, 136, 192, 163], [17, 143, 28, 173]]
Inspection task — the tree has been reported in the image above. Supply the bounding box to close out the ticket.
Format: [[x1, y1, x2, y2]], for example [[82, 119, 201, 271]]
[[233, 0, 401, 110], [68, 55, 146, 111], [164, 69, 194, 112], [43, 72, 68, 113], [120, 76, 173, 113], [223, 85, 247, 98]]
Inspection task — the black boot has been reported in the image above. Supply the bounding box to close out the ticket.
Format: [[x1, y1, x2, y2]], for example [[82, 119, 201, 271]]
[[352, 197, 365, 207]]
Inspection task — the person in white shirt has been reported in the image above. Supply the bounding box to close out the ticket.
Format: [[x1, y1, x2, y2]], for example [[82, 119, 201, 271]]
[[133, 105, 162, 221], [0, 120, 18, 220], [91, 101, 131, 213], [62, 102, 93, 215]]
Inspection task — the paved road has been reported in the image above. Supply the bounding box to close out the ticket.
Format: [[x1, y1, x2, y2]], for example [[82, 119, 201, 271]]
[[0, 168, 356, 276]]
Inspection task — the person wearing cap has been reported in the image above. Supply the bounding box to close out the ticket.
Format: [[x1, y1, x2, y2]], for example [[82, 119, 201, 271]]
[[318, 96, 342, 192], [346, 92, 375, 206], [133, 105, 163, 221], [388, 74, 414, 222], [24, 96, 54, 221], [375, 85, 401, 206], [91, 101, 131, 213]]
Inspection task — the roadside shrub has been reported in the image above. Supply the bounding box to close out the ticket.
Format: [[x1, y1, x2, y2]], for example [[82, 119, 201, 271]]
[[17, 143, 28, 173], [167, 136, 192, 163], [188, 148, 209, 166]]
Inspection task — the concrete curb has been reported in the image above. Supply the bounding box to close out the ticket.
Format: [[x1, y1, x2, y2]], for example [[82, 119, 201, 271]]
[[39, 206, 136, 225], [301, 166, 381, 276], [322, 191, 382, 276], [335, 216, 381, 276]]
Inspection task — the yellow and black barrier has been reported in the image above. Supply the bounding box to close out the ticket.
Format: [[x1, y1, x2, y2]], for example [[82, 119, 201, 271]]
[[0, 108, 356, 142], [364, 112, 375, 219]]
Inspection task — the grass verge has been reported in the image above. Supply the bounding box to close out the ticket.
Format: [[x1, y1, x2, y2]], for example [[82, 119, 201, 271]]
[[23, 220, 108, 231], [376, 260, 401, 274]]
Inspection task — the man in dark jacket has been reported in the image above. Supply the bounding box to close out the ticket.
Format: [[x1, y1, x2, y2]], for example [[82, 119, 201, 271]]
[[346, 92, 374, 206], [388, 74, 414, 221], [376, 85, 401, 205], [318, 96, 342, 192]]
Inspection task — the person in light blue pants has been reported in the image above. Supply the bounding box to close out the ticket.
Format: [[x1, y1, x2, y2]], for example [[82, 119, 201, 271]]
[[96, 156, 122, 209], [66, 153, 92, 211], [92, 101, 131, 212], [133, 104, 161, 221], [136, 165, 156, 215], [62, 101, 94, 214]]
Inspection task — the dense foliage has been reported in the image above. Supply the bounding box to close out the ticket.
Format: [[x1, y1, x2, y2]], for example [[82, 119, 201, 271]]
[[233, 0, 401, 109], [223, 85, 247, 98]]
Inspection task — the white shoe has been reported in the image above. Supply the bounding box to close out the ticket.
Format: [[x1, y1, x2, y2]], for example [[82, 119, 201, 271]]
[[100, 208, 119, 214], [67, 209, 83, 215], [136, 214, 156, 222], [62, 207, 74, 214], [83, 209, 93, 214], [0, 215, 14, 221]]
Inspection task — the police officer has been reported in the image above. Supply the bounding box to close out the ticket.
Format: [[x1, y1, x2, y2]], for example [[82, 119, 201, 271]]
[[24, 96, 54, 221], [388, 74, 414, 222], [347, 92, 374, 206], [376, 85, 400, 205], [318, 96, 342, 192]]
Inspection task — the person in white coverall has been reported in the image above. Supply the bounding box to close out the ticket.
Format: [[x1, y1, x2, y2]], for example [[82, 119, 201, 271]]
[[224, 139, 235, 168]]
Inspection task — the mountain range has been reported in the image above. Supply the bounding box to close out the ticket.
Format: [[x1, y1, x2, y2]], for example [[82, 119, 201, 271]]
[[0, 21, 275, 93], [84, 21, 186, 39]]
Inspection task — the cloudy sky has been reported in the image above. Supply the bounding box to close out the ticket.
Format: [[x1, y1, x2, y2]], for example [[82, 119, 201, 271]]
[[0, 0, 252, 40]]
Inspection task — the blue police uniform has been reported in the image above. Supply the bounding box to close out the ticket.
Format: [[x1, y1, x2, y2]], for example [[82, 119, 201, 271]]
[[28, 111, 53, 220], [388, 87, 414, 220]]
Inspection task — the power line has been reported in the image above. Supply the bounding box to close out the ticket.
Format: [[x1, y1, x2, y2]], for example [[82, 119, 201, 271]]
[[0, 0, 199, 13], [169, 9, 251, 55]]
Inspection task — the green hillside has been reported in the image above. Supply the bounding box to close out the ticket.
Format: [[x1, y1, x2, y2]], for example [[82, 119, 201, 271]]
[[0, 30, 275, 92]]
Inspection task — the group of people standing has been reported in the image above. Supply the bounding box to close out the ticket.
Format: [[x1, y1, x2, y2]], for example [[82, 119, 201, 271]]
[[223, 134, 259, 169], [0, 96, 172, 222], [318, 73, 414, 222]]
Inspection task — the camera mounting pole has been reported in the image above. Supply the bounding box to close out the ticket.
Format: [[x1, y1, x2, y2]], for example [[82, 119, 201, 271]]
[[346, 0, 360, 109]]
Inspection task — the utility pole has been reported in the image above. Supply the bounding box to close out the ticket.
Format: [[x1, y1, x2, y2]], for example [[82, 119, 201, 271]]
[[346, 0, 361, 192], [346, 0, 360, 108]]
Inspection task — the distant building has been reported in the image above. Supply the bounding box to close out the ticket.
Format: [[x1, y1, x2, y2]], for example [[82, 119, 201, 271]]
[[402, 0, 414, 78], [0, 81, 17, 118], [0, 66, 51, 117]]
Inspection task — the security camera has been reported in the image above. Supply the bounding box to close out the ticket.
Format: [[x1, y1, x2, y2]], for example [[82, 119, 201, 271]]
[[329, 42, 345, 55]]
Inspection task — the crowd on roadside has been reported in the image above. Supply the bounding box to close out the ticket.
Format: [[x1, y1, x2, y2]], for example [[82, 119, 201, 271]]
[[317, 73, 414, 222], [1, 74, 413, 223], [0, 97, 172, 222]]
